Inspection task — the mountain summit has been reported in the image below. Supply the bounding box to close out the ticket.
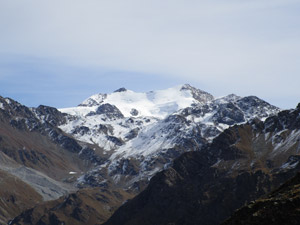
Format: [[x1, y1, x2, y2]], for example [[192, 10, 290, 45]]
[[57, 85, 280, 190], [75, 84, 214, 119]]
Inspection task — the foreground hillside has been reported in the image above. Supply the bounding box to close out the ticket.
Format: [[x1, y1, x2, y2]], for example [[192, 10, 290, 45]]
[[222, 172, 300, 225]]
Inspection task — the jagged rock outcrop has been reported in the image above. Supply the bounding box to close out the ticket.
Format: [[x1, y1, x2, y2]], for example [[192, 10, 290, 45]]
[[87, 103, 124, 119], [33, 105, 68, 126], [180, 84, 214, 103]]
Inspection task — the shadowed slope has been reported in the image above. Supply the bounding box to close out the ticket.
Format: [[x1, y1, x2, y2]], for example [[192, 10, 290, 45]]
[[222, 173, 300, 225]]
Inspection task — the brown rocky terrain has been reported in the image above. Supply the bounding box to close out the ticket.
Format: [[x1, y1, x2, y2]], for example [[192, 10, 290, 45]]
[[0, 169, 42, 225], [9, 185, 134, 225]]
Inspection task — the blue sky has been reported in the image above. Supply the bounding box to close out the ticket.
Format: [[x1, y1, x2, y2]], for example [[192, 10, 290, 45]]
[[0, 54, 189, 107], [0, 0, 300, 109]]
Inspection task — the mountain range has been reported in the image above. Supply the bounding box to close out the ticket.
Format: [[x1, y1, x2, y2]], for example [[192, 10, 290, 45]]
[[0, 84, 299, 224], [58, 84, 279, 191]]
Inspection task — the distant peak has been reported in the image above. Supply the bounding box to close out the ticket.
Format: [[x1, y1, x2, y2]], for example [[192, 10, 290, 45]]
[[180, 84, 195, 91], [224, 94, 241, 101], [114, 88, 127, 93], [226, 94, 239, 98], [180, 84, 214, 103]]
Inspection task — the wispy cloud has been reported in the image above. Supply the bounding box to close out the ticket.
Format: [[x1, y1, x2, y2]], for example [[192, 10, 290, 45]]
[[0, 0, 299, 108]]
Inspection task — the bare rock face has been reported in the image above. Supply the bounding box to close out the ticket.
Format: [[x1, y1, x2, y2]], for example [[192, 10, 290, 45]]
[[95, 103, 124, 119], [130, 108, 139, 116], [33, 105, 68, 126], [180, 84, 214, 103], [211, 102, 245, 125], [86, 103, 124, 119], [114, 87, 127, 93]]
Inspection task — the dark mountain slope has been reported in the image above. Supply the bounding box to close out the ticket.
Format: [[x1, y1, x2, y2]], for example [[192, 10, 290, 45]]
[[104, 104, 300, 225], [222, 172, 300, 225]]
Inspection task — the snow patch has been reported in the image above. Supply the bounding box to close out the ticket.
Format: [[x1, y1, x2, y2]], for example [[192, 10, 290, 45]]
[[5, 98, 11, 104], [280, 161, 299, 169], [69, 171, 77, 175], [272, 130, 300, 155]]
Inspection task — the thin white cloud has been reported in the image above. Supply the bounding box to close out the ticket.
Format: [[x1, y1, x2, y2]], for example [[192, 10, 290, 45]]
[[0, 0, 299, 108]]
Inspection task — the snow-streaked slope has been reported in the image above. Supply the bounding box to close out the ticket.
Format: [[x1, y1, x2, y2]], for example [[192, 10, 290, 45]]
[[58, 84, 213, 150], [109, 94, 280, 161], [57, 84, 281, 188]]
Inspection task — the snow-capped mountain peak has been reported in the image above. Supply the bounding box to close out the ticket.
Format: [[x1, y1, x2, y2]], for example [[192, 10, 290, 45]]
[[67, 84, 213, 119], [57, 85, 281, 189]]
